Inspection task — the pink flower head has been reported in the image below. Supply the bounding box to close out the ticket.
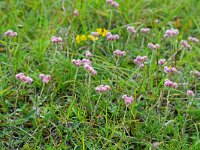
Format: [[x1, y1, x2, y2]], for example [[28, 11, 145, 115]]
[[113, 50, 126, 57], [91, 32, 99, 37], [187, 90, 195, 97], [106, 32, 119, 41], [84, 64, 97, 75], [188, 37, 199, 43], [164, 28, 179, 38], [73, 9, 79, 16], [106, 0, 113, 4], [140, 28, 150, 34], [164, 79, 178, 89], [106, 32, 112, 37], [95, 84, 111, 93], [148, 43, 160, 50], [134, 56, 148, 68], [15, 73, 33, 84], [158, 59, 166, 65], [85, 50, 93, 57], [122, 95, 134, 105], [164, 66, 177, 73], [4, 30, 17, 37], [51, 36, 62, 44], [111, 1, 119, 7], [180, 40, 191, 49], [127, 26, 136, 34], [39, 74, 51, 84], [72, 59, 82, 67], [82, 58, 92, 66]]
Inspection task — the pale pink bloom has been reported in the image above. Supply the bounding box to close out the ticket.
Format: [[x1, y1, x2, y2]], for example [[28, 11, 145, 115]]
[[148, 43, 160, 50], [158, 59, 166, 65], [122, 95, 134, 105], [113, 34, 119, 40], [39, 74, 51, 84], [106, 33, 119, 41], [111, 1, 119, 7], [190, 70, 200, 76], [51, 36, 62, 44], [73, 9, 79, 16], [25, 76, 33, 84], [106, 32, 112, 37], [15, 73, 33, 84], [127, 26, 136, 34], [187, 90, 195, 97], [134, 56, 148, 68], [4, 30, 17, 37], [15, 73, 25, 80], [39, 74, 46, 79], [85, 50, 93, 57], [83, 64, 97, 75], [72, 59, 82, 67], [140, 28, 150, 34], [164, 66, 177, 73], [95, 85, 111, 93], [164, 28, 179, 38], [113, 50, 126, 57], [82, 58, 92, 66], [188, 37, 199, 43], [164, 79, 178, 89], [106, 0, 113, 3], [180, 40, 191, 49], [91, 32, 99, 37]]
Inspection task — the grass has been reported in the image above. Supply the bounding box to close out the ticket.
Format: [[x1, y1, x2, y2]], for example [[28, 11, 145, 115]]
[[0, 0, 200, 149]]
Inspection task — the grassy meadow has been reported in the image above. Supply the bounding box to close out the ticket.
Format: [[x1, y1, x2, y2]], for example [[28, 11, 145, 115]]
[[0, 0, 200, 149]]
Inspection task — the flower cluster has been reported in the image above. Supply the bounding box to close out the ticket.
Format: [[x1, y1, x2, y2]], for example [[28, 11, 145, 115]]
[[180, 40, 191, 49], [76, 35, 87, 44], [164, 66, 177, 73], [96, 28, 108, 37], [158, 59, 166, 65], [140, 28, 150, 34], [39, 74, 51, 84], [51, 36, 62, 44], [73, 9, 79, 16], [164, 28, 179, 38], [84, 63, 97, 75], [122, 95, 134, 105], [127, 26, 136, 34], [72, 59, 82, 67], [134, 56, 148, 68], [4, 30, 17, 37], [106, 32, 119, 41], [95, 84, 111, 93], [188, 37, 199, 43], [164, 79, 178, 89], [106, 0, 119, 7], [187, 90, 195, 97], [85, 50, 93, 57], [113, 50, 126, 57], [15, 73, 33, 84], [148, 43, 160, 50]]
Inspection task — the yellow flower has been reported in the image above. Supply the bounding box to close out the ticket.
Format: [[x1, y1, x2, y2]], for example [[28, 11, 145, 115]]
[[96, 28, 103, 35], [88, 35, 98, 41], [102, 28, 108, 37], [80, 35, 87, 41], [76, 35, 81, 43]]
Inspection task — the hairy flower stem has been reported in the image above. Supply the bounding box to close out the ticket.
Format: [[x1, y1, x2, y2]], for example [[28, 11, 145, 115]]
[[73, 67, 79, 96], [90, 94, 102, 122]]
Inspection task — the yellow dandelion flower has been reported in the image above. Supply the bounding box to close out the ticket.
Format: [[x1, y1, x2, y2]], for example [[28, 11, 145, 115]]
[[102, 28, 108, 36], [88, 35, 98, 41], [80, 35, 87, 41], [96, 28, 103, 35]]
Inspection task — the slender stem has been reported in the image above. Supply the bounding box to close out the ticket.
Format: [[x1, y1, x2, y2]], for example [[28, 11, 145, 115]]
[[73, 67, 79, 96], [90, 94, 102, 122]]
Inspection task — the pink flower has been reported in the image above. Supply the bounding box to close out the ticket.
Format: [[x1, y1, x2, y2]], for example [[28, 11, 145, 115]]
[[180, 40, 191, 49], [73, 9, 79, 16], [83, 64, 97, 75], [127, 26, 136, 34], [113, 50, 126, 57], [15, 73, 33, 84], [106, 32, 119, 41], [164, 66, 177, 73], [111, 1, 119, 7], [72, 59, 82, 67], [140, 28, 150, 34], [164, 28, 179, 38], [4, 30, 17, 37], [134, 56, 148, 68], [82, 58, 92, 66], [106, 0, 113, 3], [164, 79, 178, 89], [51, 36, 62, 44], [148, 43, 160, 50], [122, 95, 134, 105], [39, 74, 51, 84], [187, 90, 195, 97], [188, 37, 199, 43], [85, 50, 93, 57], [91, 32, 99, 37], [95, 85, 111, 93], [158, 59, 166, 65]]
